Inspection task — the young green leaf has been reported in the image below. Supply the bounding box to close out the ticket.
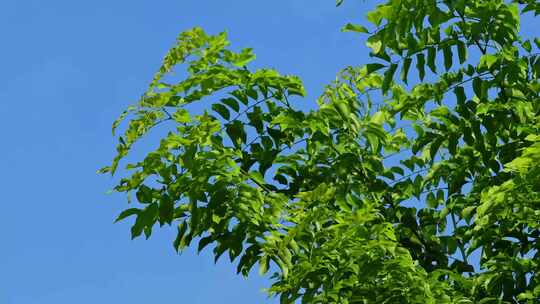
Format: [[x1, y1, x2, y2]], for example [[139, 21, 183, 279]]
[[342, 23, 369, 33], [367, 36, 383, 54]]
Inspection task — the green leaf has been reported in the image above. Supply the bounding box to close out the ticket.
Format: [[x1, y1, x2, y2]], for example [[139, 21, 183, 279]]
[[136, 185, 153, 204], [274, 174, 288, 185], [457, 41, 467, 64], [248, 171, 266, 186], [367, 36, 383, 54], [400, 57, 412, 84], [463, 127, 474, 146], [115, 208, 140, 223], [173, 109, 190, 123], [212, 103, 231, 120], [221, 97, 240, 112], [366, 132, 380, 152], [98, 166, 111, 174], [479, 54, 497, 69], [335, 102, 351, 118], [371, 111, 386, 125], [451, 260, 474, 273], [473, 77, 483, 98], [231, 90, 248, 105], [382, 63, 397, 94], [429, 136, 444, 160], [247, 106, 264, 132], [517, 292, 535, 301], [232, 48, 256, 67], [454, 86, 466, 105], [365, 126, 387, 152], [448, 133, 459, 155], [462, 206, 475, 223], [522, 40, 532, 52], [443, 45, 453, 71], [259, 255, 270, 275], [427, 192, 438, 208], [341, 23, 369, 33], [427, 47, 437, 73], [226, 120, 247, 147], [442, 236, 457, 255], [173, 221, 188, 251], [366, 10, 383, 26], [365, 63, 386, 74], [246, 87, 258, 100], [416, 53, 426, 81], [158, 199, 174, 224], [198, 236, 214, 253]]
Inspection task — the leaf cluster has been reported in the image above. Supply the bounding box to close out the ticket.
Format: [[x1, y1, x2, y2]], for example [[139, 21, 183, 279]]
[[103, 1, 540, 303]]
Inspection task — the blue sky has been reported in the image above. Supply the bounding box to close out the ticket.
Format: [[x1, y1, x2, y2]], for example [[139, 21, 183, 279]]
[[0, 0, 373, 303], [1, 1, 538, 303]]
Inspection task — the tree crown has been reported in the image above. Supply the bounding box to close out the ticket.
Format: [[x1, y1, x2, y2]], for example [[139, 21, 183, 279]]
[[102, 0, 540, 302]]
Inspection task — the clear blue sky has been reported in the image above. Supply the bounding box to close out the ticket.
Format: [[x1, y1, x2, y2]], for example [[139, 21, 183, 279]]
[[0, 1, 373, 303], [1, 1, 538, 303]]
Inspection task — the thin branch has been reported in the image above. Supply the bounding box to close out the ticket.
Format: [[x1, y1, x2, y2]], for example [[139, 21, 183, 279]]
[[390, 168, 429, 185], [162, 108, 173, 120], [444, 72, 493, 95], [219, 94, 276, 133], [277, 137, 310, 154], [454, 10, 487, 55], [418, 186, 448, 196]]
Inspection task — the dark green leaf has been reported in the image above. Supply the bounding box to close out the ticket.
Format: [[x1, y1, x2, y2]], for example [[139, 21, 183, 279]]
[[221, 97, 240, 112], [382, 63, 398, 94], [226, 120, 247, 148], [400, 57, 412, 84], [366, 63, 386, 74], [115, 208, 140, 223], [427, 47, 437, 73], [457, 41, 467, 64], [198, 236, 214, 253], [454, 86, 466, 105], [212, 103, 231, 120], [472, 77, 483, 99], [416, 53, 426, 81], [443, 46, 453, 71]]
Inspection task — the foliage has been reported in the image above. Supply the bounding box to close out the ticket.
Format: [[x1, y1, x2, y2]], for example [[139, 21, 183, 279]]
[[102, 1, 540, 302]]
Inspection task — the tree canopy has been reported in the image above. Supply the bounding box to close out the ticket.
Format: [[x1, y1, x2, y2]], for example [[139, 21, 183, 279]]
[[101, 0, 540, 302]]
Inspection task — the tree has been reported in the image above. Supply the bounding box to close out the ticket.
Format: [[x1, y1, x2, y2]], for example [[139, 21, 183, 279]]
[[101, 0, 540, 302]]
